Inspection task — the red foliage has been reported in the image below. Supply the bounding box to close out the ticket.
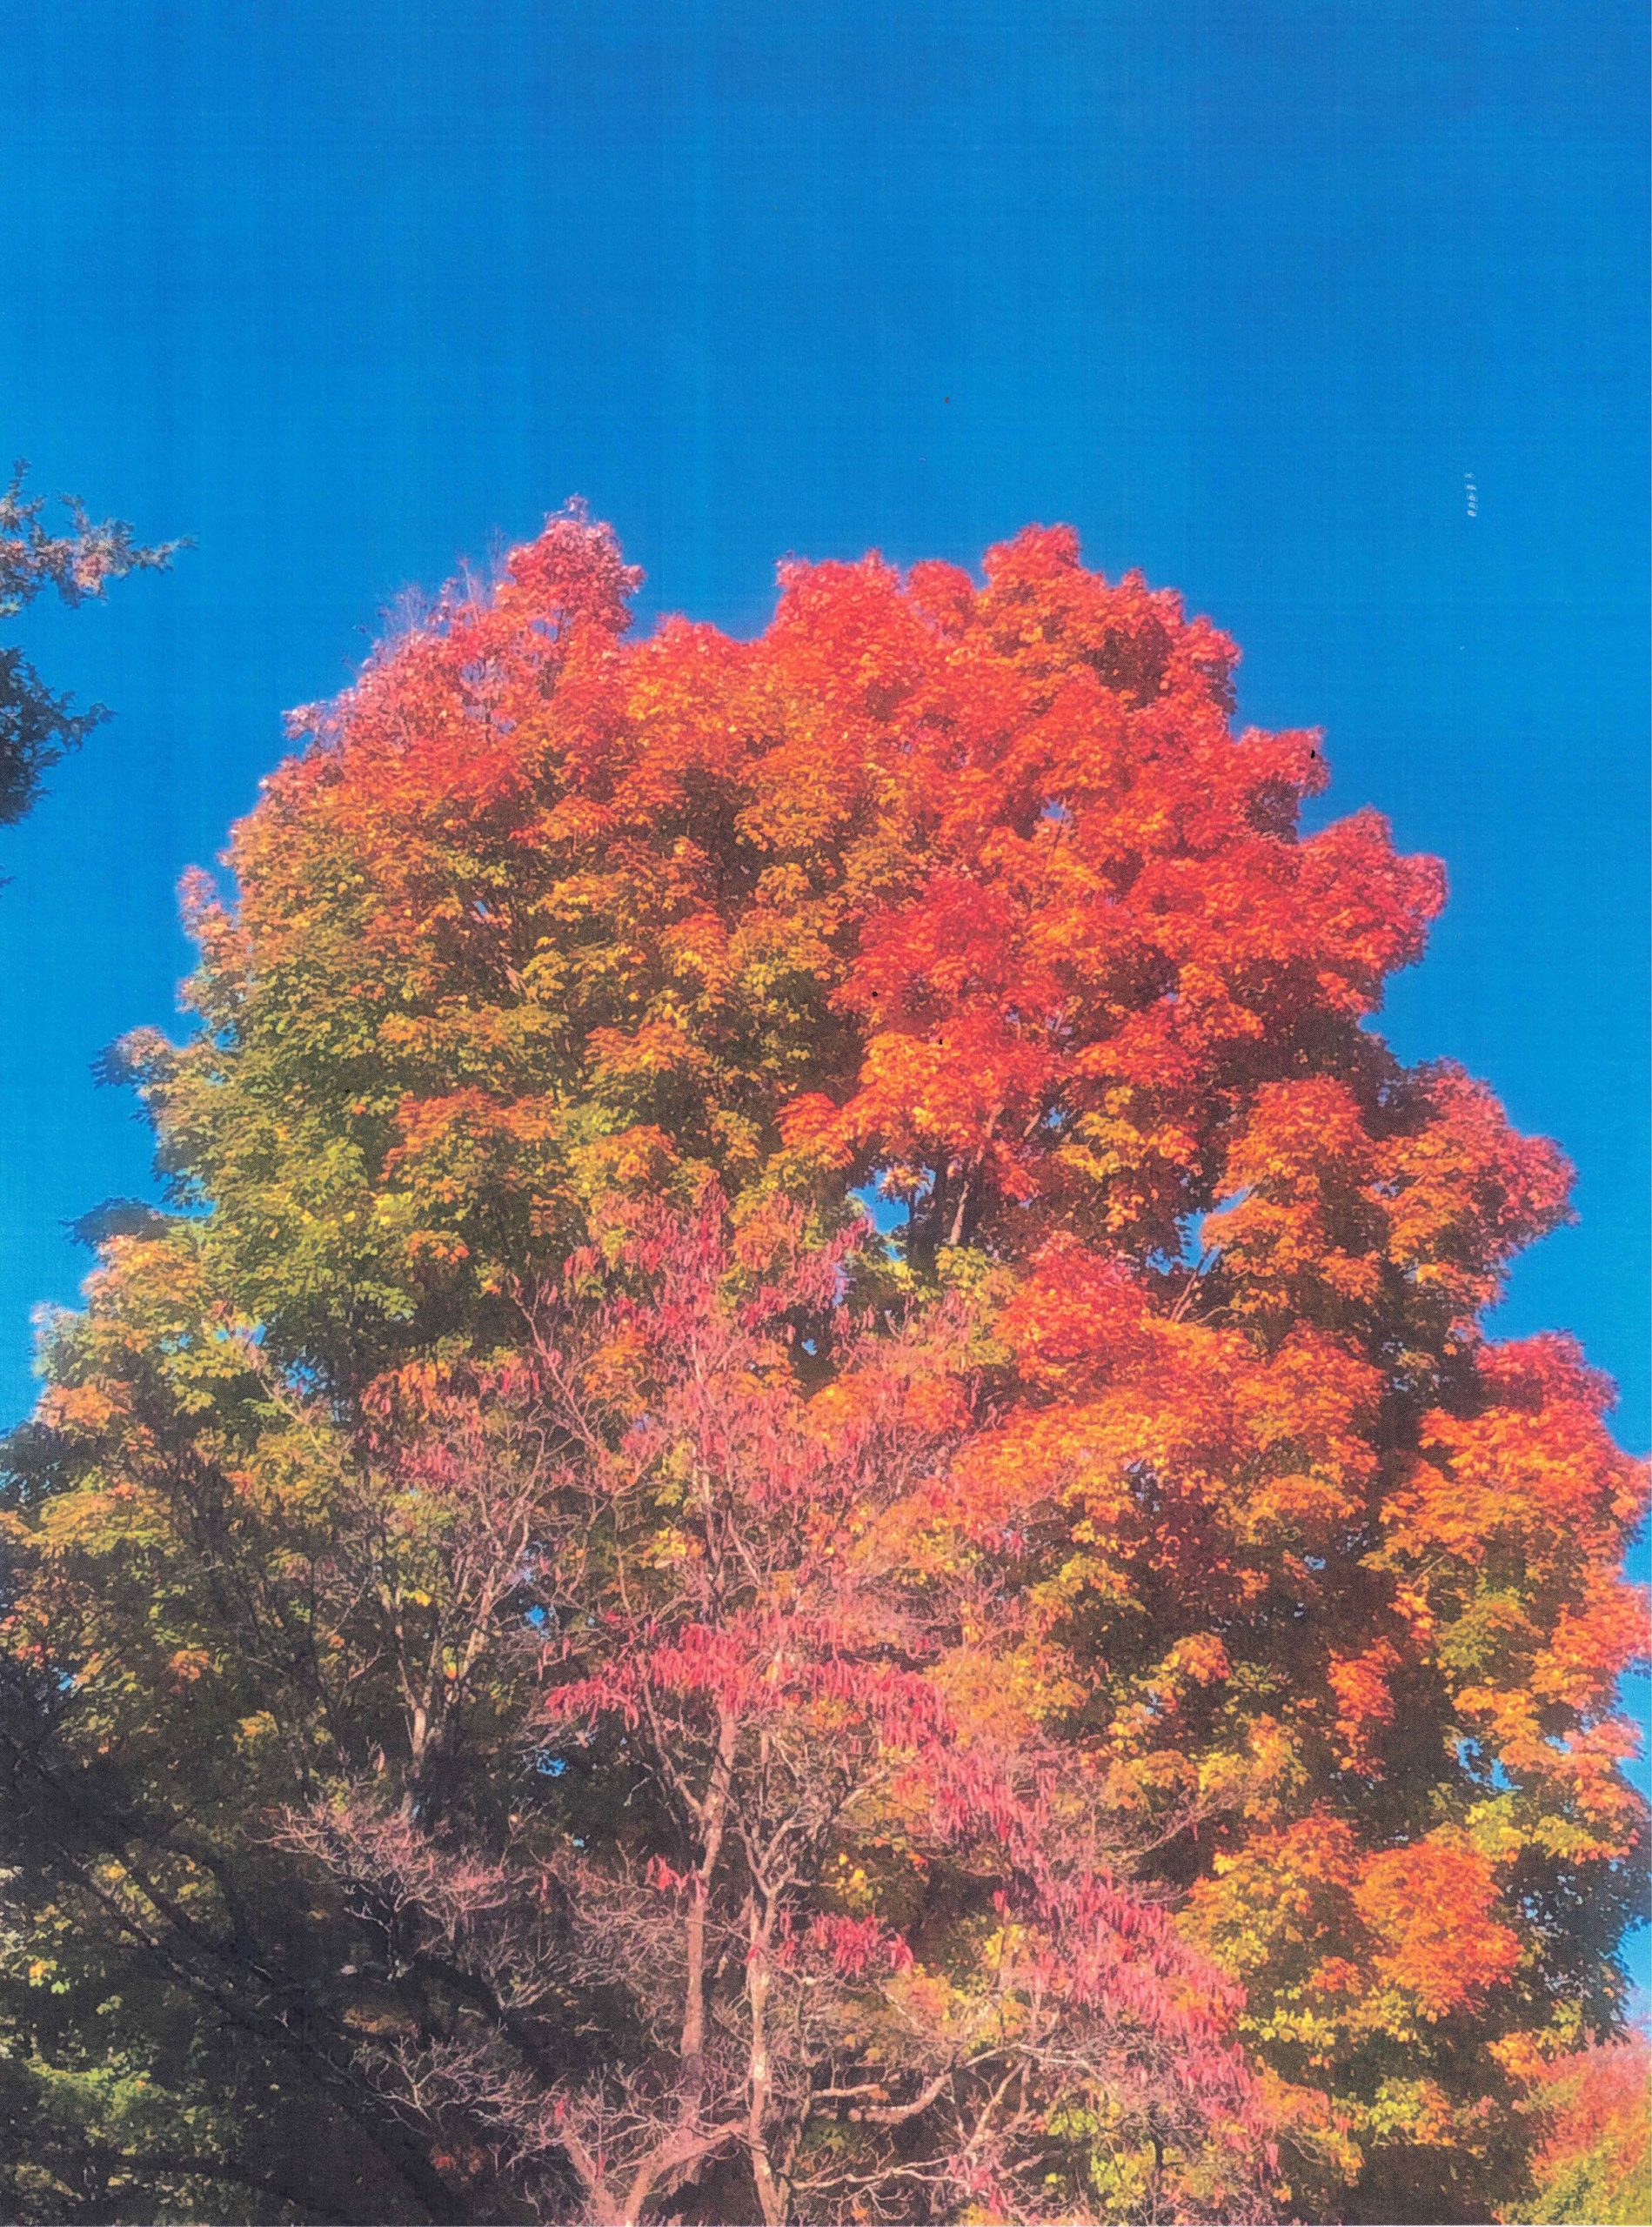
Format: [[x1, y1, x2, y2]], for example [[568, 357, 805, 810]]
[[1528, 2037, 1652, 2223], [283, 1197, 1273, 2224]]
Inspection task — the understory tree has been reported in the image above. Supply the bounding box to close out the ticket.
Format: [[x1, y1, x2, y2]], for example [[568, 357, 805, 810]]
[[1, 510, 1643, 2223], [279, 1199, 1269, 2224]]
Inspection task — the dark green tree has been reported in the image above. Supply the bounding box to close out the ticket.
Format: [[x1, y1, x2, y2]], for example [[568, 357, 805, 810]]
[[0, 465, 179, 826]]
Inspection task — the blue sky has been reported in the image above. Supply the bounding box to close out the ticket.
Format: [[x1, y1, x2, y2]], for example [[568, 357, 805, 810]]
[[1, 0, 1647, 1916]]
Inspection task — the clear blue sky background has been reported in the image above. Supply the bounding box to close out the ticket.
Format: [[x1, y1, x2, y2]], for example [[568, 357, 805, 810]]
[[1, 0, 1647, 1963]]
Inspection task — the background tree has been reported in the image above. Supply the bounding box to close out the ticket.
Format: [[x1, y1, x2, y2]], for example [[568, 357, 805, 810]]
[[0, 464, 178, 827], [2, 509, 1644, 2223], [1524, 2037, 1651, 2225]]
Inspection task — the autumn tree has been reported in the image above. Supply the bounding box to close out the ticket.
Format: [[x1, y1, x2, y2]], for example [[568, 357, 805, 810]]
[[1524, 2036, 1652, 2224], [0, 465, 177, 826], [2, 506, 1645, 2223], [278, 1196, 1269, 2224]]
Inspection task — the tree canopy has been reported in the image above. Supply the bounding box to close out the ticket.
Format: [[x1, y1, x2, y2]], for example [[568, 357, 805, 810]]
[[1, 510, 1643, 2224]]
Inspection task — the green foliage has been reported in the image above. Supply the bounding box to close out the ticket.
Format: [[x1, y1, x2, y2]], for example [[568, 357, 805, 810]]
[[1521, 2042, 1652, 2226], [0, 465, 179, 826]]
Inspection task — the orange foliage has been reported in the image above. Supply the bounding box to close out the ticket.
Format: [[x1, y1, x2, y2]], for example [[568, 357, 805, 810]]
[[50, 505, 1649, 2219]]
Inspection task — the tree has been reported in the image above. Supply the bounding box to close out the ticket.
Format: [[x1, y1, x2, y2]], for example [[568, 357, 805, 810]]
[[1524, 2037, 1651, 2224], [2, 508, 1645, 2222], [0, 465, 178, 826], [278, 1195, 1271, 2224]]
